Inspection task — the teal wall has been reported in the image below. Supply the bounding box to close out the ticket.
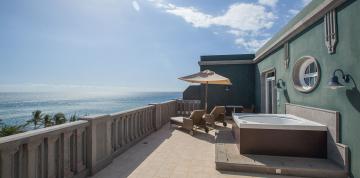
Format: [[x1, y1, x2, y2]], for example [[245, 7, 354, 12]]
[[183, 85, 201, 100], [200, 64, 255, 112], [255, 1, 360, 177]]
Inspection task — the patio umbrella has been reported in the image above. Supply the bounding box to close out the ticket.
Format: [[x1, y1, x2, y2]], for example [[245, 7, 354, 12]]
[[179, 70, 232, 112]]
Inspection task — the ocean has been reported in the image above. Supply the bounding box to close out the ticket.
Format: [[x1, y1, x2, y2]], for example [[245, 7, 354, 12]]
[[0, 92, 181, 126]]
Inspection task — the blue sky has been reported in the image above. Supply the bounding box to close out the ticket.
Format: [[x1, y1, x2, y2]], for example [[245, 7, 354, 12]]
[[0, 0, 311, 93]]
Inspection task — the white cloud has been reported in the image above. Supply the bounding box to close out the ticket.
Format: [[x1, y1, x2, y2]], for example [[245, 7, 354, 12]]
[[132, 1, 140, 11], [258, 0, 278, 8], [227, 30, 245, 37], [165, 6, 213, 28], [161, 3, 276, 32], [288, 9, 300, 16], [235, 37, 270, 52], [149, 0, 277, 52], [302, 0, 312, 6], [148, 0, 169, 8], [211, 4, 276, 31]]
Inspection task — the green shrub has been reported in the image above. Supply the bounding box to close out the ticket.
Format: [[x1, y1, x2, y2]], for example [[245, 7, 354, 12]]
[[0, 125, 23, 137], [53, 113, 67, 125]]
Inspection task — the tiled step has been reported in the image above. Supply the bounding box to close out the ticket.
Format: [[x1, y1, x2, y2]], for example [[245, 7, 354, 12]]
[[215, 130, 347, 178]]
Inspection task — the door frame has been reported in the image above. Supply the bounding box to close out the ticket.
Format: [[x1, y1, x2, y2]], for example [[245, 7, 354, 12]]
[[260, 68, 277, 114]]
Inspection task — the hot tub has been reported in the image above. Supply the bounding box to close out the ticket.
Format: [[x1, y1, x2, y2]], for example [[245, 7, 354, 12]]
[[232, 113, 328, 158]]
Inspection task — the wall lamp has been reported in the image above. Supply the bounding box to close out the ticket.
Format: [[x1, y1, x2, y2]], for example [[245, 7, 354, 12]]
[[276, 79, 286, 90], [225, 85, 231, 92], [328, 69, 350, 89]]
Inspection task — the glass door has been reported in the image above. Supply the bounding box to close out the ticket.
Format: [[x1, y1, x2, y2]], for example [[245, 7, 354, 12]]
[[265, 72, 276, 114]]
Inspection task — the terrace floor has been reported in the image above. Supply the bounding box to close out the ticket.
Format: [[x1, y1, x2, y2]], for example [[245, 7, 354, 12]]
[[90, 121, 302, 178]]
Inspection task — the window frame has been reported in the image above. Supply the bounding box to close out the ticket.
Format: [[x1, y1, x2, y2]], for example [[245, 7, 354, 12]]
[[292, 56, 321, 93]]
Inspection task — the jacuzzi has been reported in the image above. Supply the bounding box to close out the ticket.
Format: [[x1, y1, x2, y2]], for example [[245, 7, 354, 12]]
[[232, 113, 328, 158]]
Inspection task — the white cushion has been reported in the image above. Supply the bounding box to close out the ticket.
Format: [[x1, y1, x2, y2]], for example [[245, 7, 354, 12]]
[[170, 116, 185, 123]]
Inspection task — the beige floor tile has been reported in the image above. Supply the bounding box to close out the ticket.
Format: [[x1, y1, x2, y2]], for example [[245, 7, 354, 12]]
[[91, 122, 300, 178]]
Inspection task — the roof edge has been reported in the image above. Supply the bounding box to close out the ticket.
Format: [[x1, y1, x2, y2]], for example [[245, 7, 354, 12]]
[[198, 60, 254, 66], [253, 0, 348, 63], [200, 54, 255, 61]]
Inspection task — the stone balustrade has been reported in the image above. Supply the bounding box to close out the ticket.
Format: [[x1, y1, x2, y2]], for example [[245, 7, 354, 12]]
[[0, 99, 199, 178], [176, 99, 201, 116], [0, 120, 89, 178]]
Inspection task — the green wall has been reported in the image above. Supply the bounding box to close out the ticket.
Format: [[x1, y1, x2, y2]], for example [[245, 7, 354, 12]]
[[200, 64, 255, 112], [255, 1, 360, 177]]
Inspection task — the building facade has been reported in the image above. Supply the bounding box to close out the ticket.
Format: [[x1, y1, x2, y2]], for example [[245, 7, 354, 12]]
[[188, 0, 359, 177]]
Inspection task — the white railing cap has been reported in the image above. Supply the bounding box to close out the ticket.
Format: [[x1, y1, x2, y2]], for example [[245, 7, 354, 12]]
[[0, 120, 88, 145], [111, 105, 155, 117]]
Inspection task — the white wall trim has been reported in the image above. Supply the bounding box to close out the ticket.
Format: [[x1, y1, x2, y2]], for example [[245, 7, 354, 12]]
[[254, 0, 347, 63], [198, 60, 254, 66]]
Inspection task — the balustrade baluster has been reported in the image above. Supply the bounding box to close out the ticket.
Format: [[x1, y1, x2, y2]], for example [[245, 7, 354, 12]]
[[133, 112, 138, 140], [137, 111, 141, 138], [125, 115, 130, 144], [142, 110, 145, 136], [130, 113, 135, 141], [117, 118, 123, 147], [76, 128, 86, 173], [64, 131, 75, 178], [0, 145, 20, 178], [26, 140, 44, 178]]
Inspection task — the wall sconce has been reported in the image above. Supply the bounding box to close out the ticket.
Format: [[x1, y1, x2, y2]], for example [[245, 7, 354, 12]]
[[276, 79, 286, 90], [328, 69, 350, 89], [225, 85, 231, 92]]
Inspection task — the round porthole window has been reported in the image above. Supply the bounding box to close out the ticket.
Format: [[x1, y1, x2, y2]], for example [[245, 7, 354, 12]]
[[292, 56, 320, 93]]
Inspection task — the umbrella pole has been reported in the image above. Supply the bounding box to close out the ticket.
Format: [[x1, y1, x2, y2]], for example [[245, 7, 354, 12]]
[[205, 82, 208, 113]]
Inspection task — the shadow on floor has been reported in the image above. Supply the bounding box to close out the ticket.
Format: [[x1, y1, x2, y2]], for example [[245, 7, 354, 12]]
[[90, 126, 174, 178], [173, 119, 236, 144], [172, 125, 215, 144]]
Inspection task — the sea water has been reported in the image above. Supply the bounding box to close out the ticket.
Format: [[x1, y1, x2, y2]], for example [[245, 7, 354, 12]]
[[0, 92, 181, 126]]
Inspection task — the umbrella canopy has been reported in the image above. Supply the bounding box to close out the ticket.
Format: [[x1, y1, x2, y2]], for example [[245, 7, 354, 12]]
[[178, 70, 232, 85], [179, 70, 232, 112]]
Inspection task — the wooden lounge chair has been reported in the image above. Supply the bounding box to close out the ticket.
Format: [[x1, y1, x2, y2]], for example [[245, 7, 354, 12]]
[[170, 110, 207, 135], [204, 106, 227, 127]]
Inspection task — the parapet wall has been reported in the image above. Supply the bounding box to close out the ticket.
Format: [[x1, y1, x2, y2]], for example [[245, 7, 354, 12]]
[[0, 99, 200, 178]]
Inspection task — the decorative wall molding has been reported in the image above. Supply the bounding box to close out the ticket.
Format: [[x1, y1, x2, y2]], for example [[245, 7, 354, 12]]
[[253, 0, 347, 63], [324, 10, 337, 54], [284, 42, 290, 69], [198, 60, 254, 66]]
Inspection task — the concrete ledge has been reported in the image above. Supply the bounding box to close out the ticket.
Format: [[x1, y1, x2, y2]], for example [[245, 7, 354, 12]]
[[215, 130, 347, 178], [199, 60, 254, 66], [111, 105, 155, 117], [0, 120, 88, 145]]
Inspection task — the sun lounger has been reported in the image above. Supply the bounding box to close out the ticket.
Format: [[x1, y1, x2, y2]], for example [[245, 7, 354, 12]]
[[203, 106, 227, 127], [170, 110, 207, 135]]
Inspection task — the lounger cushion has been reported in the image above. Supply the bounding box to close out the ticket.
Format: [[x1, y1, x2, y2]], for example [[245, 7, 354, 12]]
[[170, 116, 185, 124]]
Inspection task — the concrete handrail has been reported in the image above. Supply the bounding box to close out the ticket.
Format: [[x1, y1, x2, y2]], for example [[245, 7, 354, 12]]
[[80, 100, 177, 176], [0, 120, 89, 178], [0, 100, 180, 178]]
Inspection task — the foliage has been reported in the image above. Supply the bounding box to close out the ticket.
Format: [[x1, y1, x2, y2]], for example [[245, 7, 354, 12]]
[[0, 125, 23, 137], [69, 113, 78, 122], [42, 114, 53, 127], [26, 110, 43, 129], [2, 110, 80, 137], [53, 113, 67, 125]]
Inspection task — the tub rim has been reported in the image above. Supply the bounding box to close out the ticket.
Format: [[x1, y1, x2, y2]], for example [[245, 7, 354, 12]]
[[232, 113, 327, 131]]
